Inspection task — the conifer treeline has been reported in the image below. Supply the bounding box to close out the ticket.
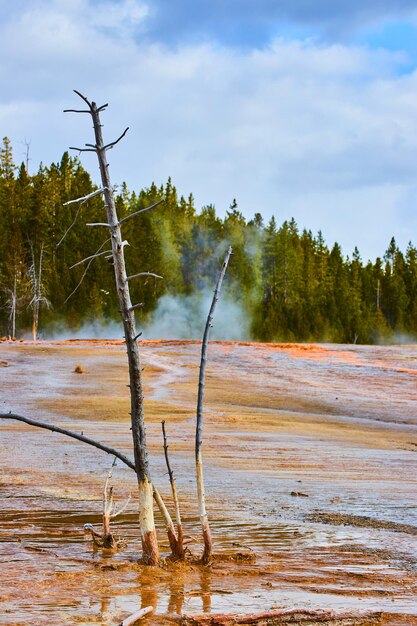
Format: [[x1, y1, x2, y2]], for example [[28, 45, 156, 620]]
[[0, 138, 416, 343]]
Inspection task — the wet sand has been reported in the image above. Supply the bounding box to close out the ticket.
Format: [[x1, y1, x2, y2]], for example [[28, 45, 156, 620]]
[[0, 340, 416, 625]]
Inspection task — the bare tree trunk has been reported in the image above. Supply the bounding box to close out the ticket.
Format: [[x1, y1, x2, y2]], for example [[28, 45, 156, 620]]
[[153, 486, 179, 557], [196, 246, 232, 564], [11, 272, 16, 339], [32, 301, 39, 341], [66, 93, 159, 564], [162, 420, 184, 559]]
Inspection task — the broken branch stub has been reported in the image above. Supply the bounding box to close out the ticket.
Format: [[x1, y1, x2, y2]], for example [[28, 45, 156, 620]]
[[195, 246, 232, 564]]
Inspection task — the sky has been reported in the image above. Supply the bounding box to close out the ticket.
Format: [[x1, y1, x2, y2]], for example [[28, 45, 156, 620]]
[[2, 1, 417, 260]]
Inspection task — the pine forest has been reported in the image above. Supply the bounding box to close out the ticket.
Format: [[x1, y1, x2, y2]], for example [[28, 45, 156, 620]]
[[0, 137, 416, 344]]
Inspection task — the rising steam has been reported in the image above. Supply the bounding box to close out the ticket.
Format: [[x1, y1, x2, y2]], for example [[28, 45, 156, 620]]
[[44, 289, 250, 341], [142, 290, 250, 340]]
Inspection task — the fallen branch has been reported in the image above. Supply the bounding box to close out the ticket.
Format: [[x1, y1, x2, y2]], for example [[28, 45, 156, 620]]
[[119, 606, 154, 626], [179, 608, 383, 625], [196, 246, 232, 564]]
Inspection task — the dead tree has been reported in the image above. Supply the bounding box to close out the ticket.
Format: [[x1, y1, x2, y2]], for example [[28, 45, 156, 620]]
[[0, 412, 179, 555], [64, 91, 163, 564], [84, 468, 131, 549], [28, 243, 50, 341], [196, 246, 232, 564], [3, 271, 21, 339]]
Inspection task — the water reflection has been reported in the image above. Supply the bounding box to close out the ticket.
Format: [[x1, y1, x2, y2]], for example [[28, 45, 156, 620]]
[[167, 570, 185, 614], [200, 567, 212, 614], [140, 578, 158, 612]]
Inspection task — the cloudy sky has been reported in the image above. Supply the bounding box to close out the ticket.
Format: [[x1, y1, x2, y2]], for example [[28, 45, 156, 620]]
[[2, 1, 417, 260]]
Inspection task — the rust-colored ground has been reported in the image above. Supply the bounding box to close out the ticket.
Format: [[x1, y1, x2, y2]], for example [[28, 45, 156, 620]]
[[0, 340, 416, 625]]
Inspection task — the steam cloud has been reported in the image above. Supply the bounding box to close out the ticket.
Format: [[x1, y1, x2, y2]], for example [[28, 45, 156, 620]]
[[44, 290, 250, 341], [143, 290, 250, 340]]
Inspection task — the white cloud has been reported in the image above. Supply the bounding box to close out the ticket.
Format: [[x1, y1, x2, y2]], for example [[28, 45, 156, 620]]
[[1, 1, 417, 260]]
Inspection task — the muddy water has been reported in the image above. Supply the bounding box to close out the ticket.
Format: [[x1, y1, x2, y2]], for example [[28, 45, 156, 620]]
[[0, 340, 416, 625]]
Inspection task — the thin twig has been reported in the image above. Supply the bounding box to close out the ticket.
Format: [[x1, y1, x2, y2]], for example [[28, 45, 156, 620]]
[[69, 248, 112, 270], [162, 420, 174, 483], [73, 90, 93, 109], [118, 199, 164, 225], [112, 494, 132, 518], [64, 239, 110, 303], [69, 146, 97, 153], [56, 203, 82, 249], [63, 109, 90, 114], [127, 272, 163, 281]]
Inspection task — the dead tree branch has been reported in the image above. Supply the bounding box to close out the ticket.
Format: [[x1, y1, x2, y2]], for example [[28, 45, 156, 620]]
[[69, 146, 97, 153], [118, 199, 164, 225], [127, 272, 163, 281], [103, 127, 129, 151], [64, 238, 110, 303], [1, 412, 178, 544], [69, 248, 113, 269], [56, 203, 83, 249], [63, 108, 91, 114], [0, 413, 136, 471], [63, 188, 107, 206], [196, 246, 232, 564]]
